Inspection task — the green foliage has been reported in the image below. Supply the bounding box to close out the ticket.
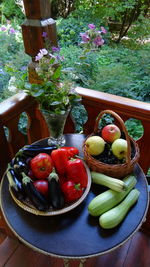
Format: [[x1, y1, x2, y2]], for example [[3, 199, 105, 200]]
[[0, 23, 29, 100], [127, 16, 150, 42], [0, 0, 24, 23], [125, 119, 144, 140], [60, 43, 150, 102], [71, 104, 88, 132], [75, 0, 150, 42], [57, 9, 108, 47], [0, 7, 150, 138]]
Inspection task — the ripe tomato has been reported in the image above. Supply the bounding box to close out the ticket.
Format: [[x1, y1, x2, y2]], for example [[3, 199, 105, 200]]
[[30, 153, 53, 179], [33, 180, 49, 197]]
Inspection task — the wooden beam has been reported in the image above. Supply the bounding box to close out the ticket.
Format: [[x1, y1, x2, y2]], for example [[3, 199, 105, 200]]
[[21, 0, 58, 83]]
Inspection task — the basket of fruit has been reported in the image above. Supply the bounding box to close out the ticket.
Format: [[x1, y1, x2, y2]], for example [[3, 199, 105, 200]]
[[6, 145, 91, 216], [83, 110, 140, 178]]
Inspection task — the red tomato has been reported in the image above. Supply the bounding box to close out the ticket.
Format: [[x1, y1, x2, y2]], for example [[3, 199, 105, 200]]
[[30, 153, 53, 179], [34, 180, 49, 197]]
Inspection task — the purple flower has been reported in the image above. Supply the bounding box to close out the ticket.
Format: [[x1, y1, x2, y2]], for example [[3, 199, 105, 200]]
[[42, 32, 47, 38], [35, 53, 43, 61], [52, 46, 60, 53], [20, 66, 27, 71], [88, 24, 96, 30], [1, 26, 6, 31], [35, 48, 48, 61], [40, 48, 48, 55], [80, 32, 90, 43], [9, 28, 16, 34], [56, 55, 64, 61], [93, 36, 104, 47], [101, 26, 107, 34]]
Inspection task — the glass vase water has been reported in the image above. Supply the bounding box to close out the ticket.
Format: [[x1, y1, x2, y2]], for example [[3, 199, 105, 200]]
[[42, 109, 70, 146]]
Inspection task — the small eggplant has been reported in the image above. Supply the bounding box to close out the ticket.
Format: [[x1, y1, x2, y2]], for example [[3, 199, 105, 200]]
[[22, 173, 49, 211], [47, 168, 64, 209], [16, 144, 58, 159], [12, 156, 29, 177], [6, 167, 26, 200]]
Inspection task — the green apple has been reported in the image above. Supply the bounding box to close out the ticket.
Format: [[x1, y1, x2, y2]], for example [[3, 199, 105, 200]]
[[111, 138, 128, 159], [85, 136, 105, 156]]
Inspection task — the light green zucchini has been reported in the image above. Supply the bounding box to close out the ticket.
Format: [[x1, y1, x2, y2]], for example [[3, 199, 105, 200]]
[[91, 172, 127, 192], [88, 174, 137, 217], [99, 188, 140, 229]]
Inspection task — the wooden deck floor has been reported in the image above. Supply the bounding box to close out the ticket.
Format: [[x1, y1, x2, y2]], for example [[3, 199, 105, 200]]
[[0, 230, 150, 267]]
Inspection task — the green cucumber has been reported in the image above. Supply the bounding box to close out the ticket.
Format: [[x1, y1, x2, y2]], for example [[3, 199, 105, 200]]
[[88, 174, 137, 216], [91, 172, 127, 192], [99, 188, 140, 229]]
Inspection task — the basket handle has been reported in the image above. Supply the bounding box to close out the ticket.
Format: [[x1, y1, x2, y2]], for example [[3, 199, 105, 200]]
[[94, 110, 131, 164]]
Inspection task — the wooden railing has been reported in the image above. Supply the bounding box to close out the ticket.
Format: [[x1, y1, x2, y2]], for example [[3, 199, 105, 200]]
[[0, 87, 150, 179]]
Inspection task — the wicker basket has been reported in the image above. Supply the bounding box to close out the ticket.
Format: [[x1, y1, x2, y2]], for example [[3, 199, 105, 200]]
[[83, 110, 140, 179]]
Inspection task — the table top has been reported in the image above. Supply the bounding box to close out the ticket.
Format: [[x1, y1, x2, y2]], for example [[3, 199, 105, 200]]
[[0, 134, 149, 259]]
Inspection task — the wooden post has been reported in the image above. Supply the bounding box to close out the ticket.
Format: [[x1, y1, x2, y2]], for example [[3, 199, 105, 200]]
[[21, 0, 58, 83]]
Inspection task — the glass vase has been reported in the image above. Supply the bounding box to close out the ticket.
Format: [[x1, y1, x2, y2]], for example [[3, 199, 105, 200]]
[[42, 109, 70, 147]]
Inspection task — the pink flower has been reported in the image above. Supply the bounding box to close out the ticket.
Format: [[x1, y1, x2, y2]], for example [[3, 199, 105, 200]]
[[93, 36, 104, 47], [101, 26, 107, 34], [80, 32, 90, 42], [1, 26, 6, 31], [9, 28, 16, 34], [88, 24, 96, 29]]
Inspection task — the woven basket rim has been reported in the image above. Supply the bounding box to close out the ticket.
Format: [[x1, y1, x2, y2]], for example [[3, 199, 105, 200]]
[[83, 136, 139, 169]]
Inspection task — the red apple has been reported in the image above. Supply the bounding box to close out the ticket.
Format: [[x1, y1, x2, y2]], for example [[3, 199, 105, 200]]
[[101, 124, 121, 143]]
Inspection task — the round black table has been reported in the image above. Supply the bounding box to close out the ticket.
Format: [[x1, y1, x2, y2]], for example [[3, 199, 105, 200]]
[[0, 134, 149, 260]]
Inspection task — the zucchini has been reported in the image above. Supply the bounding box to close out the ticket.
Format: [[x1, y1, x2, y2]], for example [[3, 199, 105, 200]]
[[91, 172, 127, 192], [88, 174, 137, 216], [22, 173, 49, 211], [99, 188, 140, 229]]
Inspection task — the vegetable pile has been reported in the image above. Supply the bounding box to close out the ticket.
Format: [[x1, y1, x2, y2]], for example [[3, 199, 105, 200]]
[[6, 144, 88, 212]]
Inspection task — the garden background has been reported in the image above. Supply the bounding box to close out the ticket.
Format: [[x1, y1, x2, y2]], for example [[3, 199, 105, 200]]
[[0, 0, 150, 139]]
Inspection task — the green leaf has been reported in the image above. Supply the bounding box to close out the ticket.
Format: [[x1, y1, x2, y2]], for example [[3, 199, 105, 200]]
[[52, 66, 61, 79], [32, 90, 44, 97]]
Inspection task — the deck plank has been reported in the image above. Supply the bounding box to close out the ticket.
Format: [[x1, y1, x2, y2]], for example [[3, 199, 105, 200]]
[[0, 230, 7, 245], [0, 237, 20, 267], [124, 231, 150, 267]]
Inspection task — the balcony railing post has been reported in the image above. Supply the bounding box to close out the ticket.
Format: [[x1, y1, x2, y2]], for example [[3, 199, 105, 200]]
[[21, 0, 58, 83]]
